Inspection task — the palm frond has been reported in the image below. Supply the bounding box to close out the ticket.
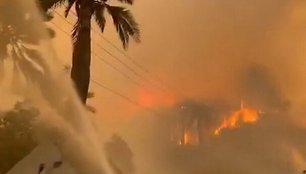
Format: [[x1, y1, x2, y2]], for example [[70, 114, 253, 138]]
[[72, 20, 81, 46], [11, 47, 19, 62], [22, 46, 48, 72], [116, 0, 134, 5], [93, 4, 106, 32], [118, 24, 129, 48], [106, 5, 140, 49], [13, 47, 42, 84], [64, 0, 77, 17]]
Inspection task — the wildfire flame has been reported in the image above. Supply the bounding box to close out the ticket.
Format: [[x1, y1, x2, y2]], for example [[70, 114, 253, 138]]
[[214, 100, 259, 135]]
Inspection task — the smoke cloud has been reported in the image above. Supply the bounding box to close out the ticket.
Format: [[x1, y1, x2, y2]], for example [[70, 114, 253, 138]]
[[2, 0, 306, 174], [104, 1, 306, 174]]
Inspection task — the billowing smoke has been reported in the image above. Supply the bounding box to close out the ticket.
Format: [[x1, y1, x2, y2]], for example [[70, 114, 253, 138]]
[[121, 63, 306, 174], [108, 1, 306, 173], [2, 0, 306, 174]]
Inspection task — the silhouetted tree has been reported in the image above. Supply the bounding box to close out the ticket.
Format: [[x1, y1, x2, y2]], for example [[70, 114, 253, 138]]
[[38, 0, 140, 104], [0, 102, 39, 174], [0, 2, 56, 172], [0, 0, 55, 89]]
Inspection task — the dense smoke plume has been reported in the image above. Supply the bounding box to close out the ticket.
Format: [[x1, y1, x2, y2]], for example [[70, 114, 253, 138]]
[[106, 1, 306, 174], [2, 0, 306, 174]]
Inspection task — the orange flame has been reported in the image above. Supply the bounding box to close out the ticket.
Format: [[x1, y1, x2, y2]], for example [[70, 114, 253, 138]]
[[214, 100, 259, 135]]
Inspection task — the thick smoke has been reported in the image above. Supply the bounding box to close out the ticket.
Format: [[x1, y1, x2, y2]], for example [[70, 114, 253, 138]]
[[121, 64, 306, 174], [2, 0, 306, 174], [114, 0, 306, 171]]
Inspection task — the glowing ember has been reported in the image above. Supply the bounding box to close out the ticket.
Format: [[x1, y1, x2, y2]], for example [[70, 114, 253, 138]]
[[214, 100, 259, 135]]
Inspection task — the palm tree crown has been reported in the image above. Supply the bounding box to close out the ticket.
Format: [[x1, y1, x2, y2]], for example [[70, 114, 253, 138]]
[[39, 0, 140, 48], [38, 0, 140, 104]]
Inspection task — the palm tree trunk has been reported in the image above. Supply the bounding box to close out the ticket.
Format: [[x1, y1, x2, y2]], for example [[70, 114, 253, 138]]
[[71, 3, 92, 104]]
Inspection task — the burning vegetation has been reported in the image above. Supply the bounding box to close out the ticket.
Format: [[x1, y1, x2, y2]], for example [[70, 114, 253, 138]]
[[172, 100, 260, 146], [214, 100, 259, 135]]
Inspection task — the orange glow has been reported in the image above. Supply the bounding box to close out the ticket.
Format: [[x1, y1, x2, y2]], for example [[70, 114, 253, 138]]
[[178, 129, 199, 146], [137, 88, 175, 108], [214, 100, 259, 135], [163, 94, 176, 106], [138, 88, 155, 107]]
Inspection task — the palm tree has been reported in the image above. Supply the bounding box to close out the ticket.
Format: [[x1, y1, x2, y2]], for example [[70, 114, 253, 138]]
[[0, 3, 58, 172], [0, 0, 55, 84], [38, 0, 140, 104]]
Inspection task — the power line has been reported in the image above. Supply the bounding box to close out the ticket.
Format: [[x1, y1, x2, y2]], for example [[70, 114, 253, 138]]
[[91, 51, 144, 88], [56, 10, 173, 93], [52, 10, 165, 93], [59, 57, 159, 114], [91, 79, 163, 116], [49, 20, 155, 94], [70, 10, 169, 88], [93, 39, 167, 92], [90, 79, 141, 107], [91, 21, 173, 91], [49, 17, 167, 116], [49, 20, 71, 38]]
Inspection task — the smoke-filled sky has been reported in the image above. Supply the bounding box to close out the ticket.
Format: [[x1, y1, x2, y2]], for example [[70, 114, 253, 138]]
[[84, 1, 306, 173], [3, 0, 306, 174], [50, 0, 306, 125]]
